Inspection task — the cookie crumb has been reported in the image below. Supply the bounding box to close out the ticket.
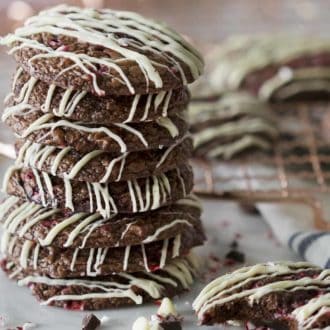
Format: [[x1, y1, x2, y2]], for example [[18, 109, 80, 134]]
[[82, 314, 100, 330], [132, 317, 150, 330], [225, 250, 245, 264], [157, 297, 178, 317], [23, 323, 37, 330], [155, 298, 182, 330]]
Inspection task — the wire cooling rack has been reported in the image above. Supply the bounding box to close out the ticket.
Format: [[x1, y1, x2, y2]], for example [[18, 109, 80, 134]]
[[192, 101, 330, 230]]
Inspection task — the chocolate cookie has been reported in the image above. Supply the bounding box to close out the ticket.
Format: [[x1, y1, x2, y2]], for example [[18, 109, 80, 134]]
[[208, 35, 330, 101], [6, 68, 190, 124], [4, 109, 188, 153], [1, 5, 204, 96], [2, 254, 199, 310], [14, 136, 192, 183], [4, 164, 193, 217], [188, 92, 278, 159], [0, 195, 202, 248], [193, 261, 330, 329], [2, 227, 205, 276]]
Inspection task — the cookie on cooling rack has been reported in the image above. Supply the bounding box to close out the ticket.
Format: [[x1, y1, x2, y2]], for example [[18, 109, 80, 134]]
[[1, 5, 203, 96], [188, 92, 279, 160], [208, 35, 330, 101], [193, 261, 330, 329]]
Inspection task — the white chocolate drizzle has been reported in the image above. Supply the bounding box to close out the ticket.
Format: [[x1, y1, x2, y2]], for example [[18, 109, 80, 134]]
[[193, 261, 329, 320], [209, 35, 330, 95], [0, 196, 197, 250], [142, 219, 192, 244], [188, 92, 277, 159], [3, 165, 189, 218], [15, 135, 189, 183], [9, 111, 182, 153], [20, 240, 33, 268], [1, 5, 203, 95], [291, 292, 330, 329], [6, 68, 178, 123], [15, 255, 198, 306], [193, 118, 278, 149]]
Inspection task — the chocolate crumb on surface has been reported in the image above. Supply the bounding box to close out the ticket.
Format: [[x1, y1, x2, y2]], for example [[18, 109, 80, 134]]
[[82, 314, 101, 330]]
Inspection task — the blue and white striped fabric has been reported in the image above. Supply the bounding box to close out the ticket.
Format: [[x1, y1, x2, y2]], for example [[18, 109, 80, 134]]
[[257, 202, 330, 269], [289, 231, 330, 268]]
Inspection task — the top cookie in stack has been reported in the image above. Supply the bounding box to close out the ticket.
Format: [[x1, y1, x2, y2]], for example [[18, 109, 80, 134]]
[[0, 5, 205, 310]]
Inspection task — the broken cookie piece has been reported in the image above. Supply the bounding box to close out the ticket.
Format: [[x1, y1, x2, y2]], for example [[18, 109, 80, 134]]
[[193, 261, 330, 329]]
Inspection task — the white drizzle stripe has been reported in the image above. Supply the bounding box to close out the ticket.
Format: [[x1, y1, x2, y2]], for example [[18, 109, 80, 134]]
[[15, 256, 197, 306], [1, 5, 203, 95], [31, 168, 46, 206], [39, 213, 85, 246], [141, 244, 151, 272], [176, 168, 187, 196], [8, 248, 198, 301], [9, 70, 177, 123], [64, 213, 101, 247], [64, 178, 74, 210], [100, 152, 128, 183], [156, 117, 179, 138], [16, 136, 187, 183], [175, 194, 202, 211], [123, 246, 131, 271], [192, 262, 327, 319], [156, 134, 190, 168], [159, 239, 169, 269], [172, 234, 181, 258], [70, 249, 79, 271], [20, 115, 128, 153], [124, 94, 140, 123], [20, 240, 33, 268], [143, 220, 192, 243], [1, 231, 11, 254], [32, 244, 40, 270], [65, 150, 104, 179], [291, 292, 330, 329], [51, 147, 71, 175], [141, 94, 152, 121]]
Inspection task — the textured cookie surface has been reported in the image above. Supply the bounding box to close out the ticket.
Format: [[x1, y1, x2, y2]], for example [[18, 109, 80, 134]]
[[4, 109, 188, 153], [4, 164, 193, 217], [188, 92, 278, 160], [208, 35, 330, 101], [193, 261, 330, 329], [0, 195, 202, 248], [1, 255, 199, 310], [7, 68, 189, 124], [14, 136, 192, 183], [2, 226, 205, 276], [1, 5, 204, 95]]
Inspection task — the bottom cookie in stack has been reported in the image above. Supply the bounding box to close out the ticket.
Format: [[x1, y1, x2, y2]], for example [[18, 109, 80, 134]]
[[2, 254, 199, 310], [0, 195, 205, 309]]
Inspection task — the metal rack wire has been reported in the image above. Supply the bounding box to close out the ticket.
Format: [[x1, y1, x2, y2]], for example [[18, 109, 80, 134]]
[[192, 101, 330, 230]]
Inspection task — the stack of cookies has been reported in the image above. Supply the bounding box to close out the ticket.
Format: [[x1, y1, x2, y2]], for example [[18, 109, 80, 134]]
[[0, 5, 205, 310]]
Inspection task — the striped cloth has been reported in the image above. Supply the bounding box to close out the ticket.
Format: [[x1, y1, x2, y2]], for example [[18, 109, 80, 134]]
[[257, 202, 330, 268]]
